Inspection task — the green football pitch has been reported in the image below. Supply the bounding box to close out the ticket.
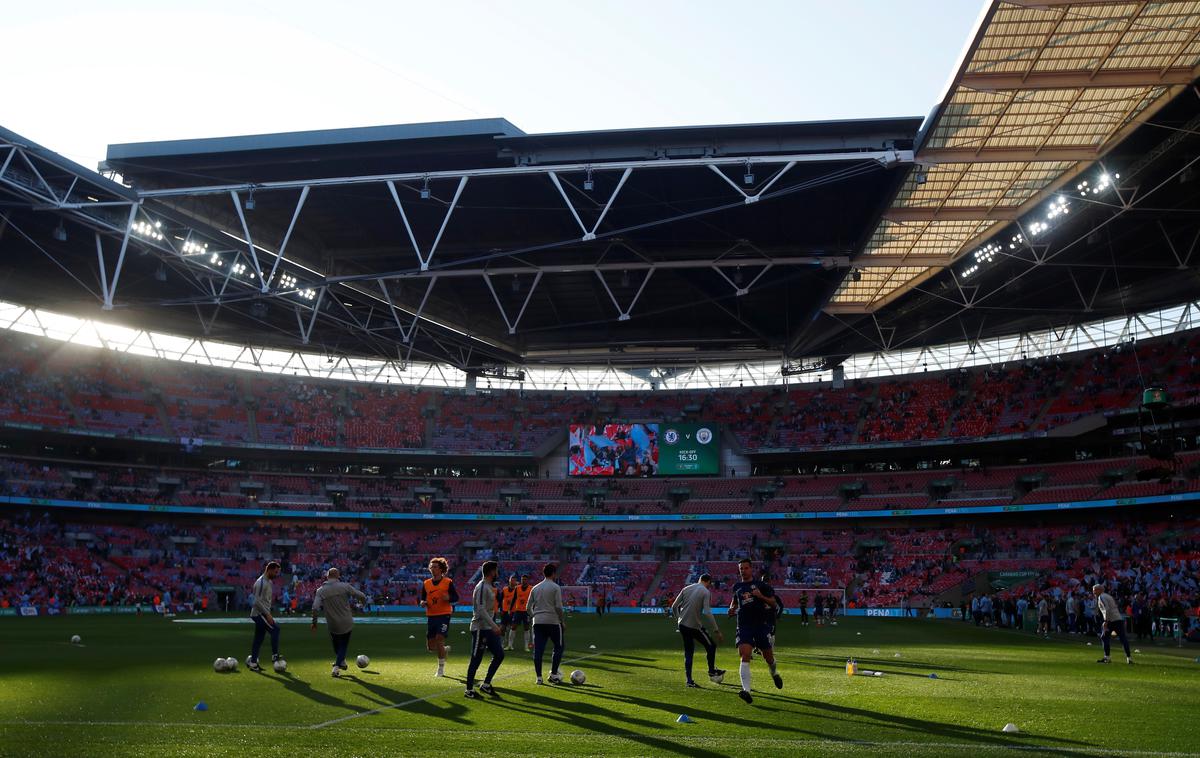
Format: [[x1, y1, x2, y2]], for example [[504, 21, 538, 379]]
[[0, 613, 1197, 757]]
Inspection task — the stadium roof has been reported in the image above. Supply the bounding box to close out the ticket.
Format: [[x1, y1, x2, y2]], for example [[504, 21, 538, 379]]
[[830, 0, 1200, 313], [1, 0, 1199, 377]]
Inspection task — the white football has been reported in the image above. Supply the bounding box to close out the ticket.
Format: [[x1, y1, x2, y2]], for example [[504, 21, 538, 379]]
[[709, 671, 724, 684], [273, 659, 288, 673], [332, 667, 341, 678], [225, 657, 238, 671], [570, 669, 586, 685], [356, 655, 370, 669], [213, 658, 228, 673], [70, 635, 81, 645]]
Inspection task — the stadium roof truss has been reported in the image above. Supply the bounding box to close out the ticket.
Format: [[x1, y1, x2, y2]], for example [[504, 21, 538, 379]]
[[18, 118, 917, 370], [827, 0, 1200, 315]]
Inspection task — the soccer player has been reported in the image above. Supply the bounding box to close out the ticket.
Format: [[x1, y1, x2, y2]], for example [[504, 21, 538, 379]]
[[513, 573, 533, 651], [528, 563, 565, 684], [728, 558, 783, 704], [670, 573, 725, 688], [813, 594, 824, 627], [247, 560, 282, 672], [1093, 583, 1133, 665], [310, 567, 367, 677], [419, 557, 459, 677], [465, 560, 506, 698], [498, 575, 519, 650]]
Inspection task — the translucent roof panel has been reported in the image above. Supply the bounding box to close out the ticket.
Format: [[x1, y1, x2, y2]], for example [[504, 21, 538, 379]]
[[831, 0, 1200, 312]]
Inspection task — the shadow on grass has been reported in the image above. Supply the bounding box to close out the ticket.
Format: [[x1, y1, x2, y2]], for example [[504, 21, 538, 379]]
[[574, 686, 818, 727], [349, 675, 472, 725], [752, 693, 1093, 750], [779, 653, 993, 675], [480, 688, 746, 758], [270, 671, 356, 712]]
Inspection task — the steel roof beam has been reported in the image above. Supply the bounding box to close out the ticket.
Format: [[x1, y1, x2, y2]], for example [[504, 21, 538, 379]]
[[882, 207, 1022, 222], [920, 146, 1103, 162], [958, 68, 1197, 91], [134, 149, 913, 199]]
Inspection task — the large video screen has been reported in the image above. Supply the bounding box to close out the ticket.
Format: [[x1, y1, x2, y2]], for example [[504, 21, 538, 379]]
[[568, 423, 659, 477], [657, 423, 720, 475], [568, 422, 721, 476]]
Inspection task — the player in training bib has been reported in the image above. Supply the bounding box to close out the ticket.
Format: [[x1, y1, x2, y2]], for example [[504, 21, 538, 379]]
[[513, 574, 533, 651], [498, 575, 518, 650], [419, 557, 459, 677], [729, 558, 783, 703]]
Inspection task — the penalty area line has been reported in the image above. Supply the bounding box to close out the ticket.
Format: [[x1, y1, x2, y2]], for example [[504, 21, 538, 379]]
[[308, 649, 608, 730]]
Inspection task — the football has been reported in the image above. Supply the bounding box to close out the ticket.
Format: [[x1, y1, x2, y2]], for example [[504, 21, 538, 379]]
[[709, 671, 724, 684], [570, 669, 586, 685], [332, 667, 341, 678], [356, 654, 370, 669], [273, 659, 287, 673], [70, 635, 81, 645], [213, 658, 228, 673], [224, 657, 238, 671]]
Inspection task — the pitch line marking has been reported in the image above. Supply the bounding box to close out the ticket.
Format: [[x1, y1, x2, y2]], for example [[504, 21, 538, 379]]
[[308, 649, 609, 730], [0, 721, 1196, 757]]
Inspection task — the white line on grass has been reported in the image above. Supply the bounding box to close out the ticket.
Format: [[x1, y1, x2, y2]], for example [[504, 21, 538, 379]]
[[308, 649, 608, 730], [0, 721, 1197, 757]]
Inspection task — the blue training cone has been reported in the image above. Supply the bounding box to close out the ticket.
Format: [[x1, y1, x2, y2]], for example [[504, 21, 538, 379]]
[[676, 714, 693, 724], [193, 701, 208, 712], [929, 673, 939, 679]]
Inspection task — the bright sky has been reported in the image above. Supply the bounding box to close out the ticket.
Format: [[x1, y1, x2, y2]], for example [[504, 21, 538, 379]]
[[3, 0, 986, 171]]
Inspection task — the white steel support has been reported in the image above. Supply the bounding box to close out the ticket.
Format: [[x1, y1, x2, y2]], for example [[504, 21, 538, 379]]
[[482, 271, 543, 334], [265, 186, 309, 292], [103, 203, 140, 311], [94, 232, 109, 301], [378, 276, 437, 343], [708, 161, 797, 205], [332, 256, 842, 287], [595, 267, 654, 321], [17, 149, 59, 204], [137, 150, 911, 198], [230, 190, 268, 285], [547, 167, 632, 241], [295, 287, 327, 345], [0, 146, 15, 180], [711, 263, 773, 296], [386, 176, 468, 271]]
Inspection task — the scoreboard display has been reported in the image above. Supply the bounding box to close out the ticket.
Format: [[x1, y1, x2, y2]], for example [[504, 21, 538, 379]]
[[656, 423, 720, 475], [567, 422, 720, 477]]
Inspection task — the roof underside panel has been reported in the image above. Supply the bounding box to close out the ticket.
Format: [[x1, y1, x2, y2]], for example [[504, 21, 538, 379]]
[[830, 0, 1200, 313]]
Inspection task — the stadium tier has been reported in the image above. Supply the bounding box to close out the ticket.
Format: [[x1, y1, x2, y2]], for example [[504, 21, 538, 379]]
[[2, 508, 1196, 620], [2, 329, 1199, 455], [3, 451, 1199, 517]]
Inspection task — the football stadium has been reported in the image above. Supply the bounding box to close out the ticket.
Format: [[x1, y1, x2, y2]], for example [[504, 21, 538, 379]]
[[2, 2, 1200, 756]]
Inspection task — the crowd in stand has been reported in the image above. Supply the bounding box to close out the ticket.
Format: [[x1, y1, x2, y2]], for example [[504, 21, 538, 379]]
[[2, 329, 1199, 456], [3, 507, 1196, 641]]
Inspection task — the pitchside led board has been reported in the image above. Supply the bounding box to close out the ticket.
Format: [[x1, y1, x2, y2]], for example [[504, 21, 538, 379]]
[[568, 422, 719, 477]]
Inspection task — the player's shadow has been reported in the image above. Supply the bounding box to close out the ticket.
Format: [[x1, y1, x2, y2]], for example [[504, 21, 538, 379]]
[[271, 671, 355, 711], [484, 689, 731, 758], [756, 694, 1090, 749], [780, 658, 962, 680], [783, 653, 992, 675], [577, 687, 819, 730], [351, 676, 472, 725]]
